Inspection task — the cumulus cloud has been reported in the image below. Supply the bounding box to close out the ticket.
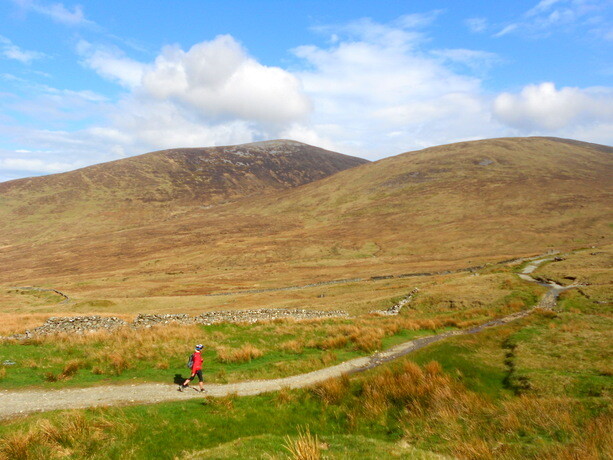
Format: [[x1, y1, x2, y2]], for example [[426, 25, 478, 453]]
[[139, 35, 311, 124], [288, 17, 502, 157], [493, 82, 613, 131], [73, 34, 312, 154]]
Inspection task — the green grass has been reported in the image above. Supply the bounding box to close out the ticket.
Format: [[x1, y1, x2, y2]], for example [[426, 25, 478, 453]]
[[0, 331, 609, 459], [0, 320, 439, 390], [0, 392, 448, 459], [409, 340, 508, 398]]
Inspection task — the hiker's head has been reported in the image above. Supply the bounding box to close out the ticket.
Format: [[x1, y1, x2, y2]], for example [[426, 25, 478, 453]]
[[195, 344, 203, 351]]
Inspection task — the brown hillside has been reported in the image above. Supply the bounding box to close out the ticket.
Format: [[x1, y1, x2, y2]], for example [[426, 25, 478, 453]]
[[0, 137, 611, 306], [0, 140, 368, 244]]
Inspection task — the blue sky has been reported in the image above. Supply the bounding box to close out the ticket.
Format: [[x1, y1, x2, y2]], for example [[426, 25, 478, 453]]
[[0, 0, 611, 181]]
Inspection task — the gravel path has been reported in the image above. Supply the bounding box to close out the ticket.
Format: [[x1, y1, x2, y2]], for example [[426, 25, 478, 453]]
[[0, 256, 570, 420]]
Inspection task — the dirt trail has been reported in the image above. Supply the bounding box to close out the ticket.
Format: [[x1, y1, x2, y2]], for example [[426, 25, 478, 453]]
[[0, 257, 569, 420]]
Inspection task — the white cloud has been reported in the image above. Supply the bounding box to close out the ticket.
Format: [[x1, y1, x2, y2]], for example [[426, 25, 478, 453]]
[[77, 41, 146, 88], [140, 35, 311, 124], [0, 157, 80, 173], [11, 0, 93, 26], [431, 49, 501, 72], [493, 82, 613, 131], [494, 24, 519, 38], [0, 35, 46, 64], [1, 34, 314, 179], [289, 17, 502, 157], [494, 0, 609, 38], [73, 35, 311, 154], [107, 97, 258, 150], [3, 14, 612, 183]]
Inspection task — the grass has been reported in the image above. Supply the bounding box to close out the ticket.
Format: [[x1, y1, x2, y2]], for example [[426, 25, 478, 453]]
[[283, 426, 321, 460], [0, 264, 550, 391], [0, 284, 610, 459], [0, 314, 462, 390], [0, 239, 610, 458], [0, 340, 609, 459]]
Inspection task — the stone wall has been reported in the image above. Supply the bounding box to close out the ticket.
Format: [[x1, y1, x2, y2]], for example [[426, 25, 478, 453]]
[[3, 308, 348, 340]]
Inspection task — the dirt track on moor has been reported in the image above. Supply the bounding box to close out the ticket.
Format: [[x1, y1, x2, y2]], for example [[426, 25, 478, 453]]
[[0, 257, 570, 420]]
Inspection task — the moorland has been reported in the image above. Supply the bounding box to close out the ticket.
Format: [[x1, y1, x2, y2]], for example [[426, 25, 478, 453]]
[[0, 137, 611, 459]]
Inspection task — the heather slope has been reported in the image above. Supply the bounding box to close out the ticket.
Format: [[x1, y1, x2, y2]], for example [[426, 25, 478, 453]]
[[0, 137, 611, 304], [0, 140, 368, 244]]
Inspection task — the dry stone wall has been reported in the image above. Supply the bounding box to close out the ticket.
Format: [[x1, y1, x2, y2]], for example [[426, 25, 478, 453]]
[[3, 308, 348, 340], [371, 288, 419, 316]]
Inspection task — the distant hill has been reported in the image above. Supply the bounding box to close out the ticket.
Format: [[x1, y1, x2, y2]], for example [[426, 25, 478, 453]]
[[0, 140, 368, 244], [0, 137, 611, 298]]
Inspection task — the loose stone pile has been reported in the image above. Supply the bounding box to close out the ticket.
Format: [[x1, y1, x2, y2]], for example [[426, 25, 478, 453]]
[[372, 288, 419, 316], [2, 308, 349, 340]]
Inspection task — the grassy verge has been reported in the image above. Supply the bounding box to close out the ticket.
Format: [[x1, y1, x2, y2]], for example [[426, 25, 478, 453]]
[[0, 304, 609, 460]]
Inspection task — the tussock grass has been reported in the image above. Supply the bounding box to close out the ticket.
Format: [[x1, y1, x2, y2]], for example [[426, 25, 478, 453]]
[[0, 313, 53, 336], [216, 344, 264, 363], [283, 426, 321, 460], [311, 375, 350, 406], [281, 339, 304, 354], [0, 410, 128, 460]]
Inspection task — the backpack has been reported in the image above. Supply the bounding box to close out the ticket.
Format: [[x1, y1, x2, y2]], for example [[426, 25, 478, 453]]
[[186, 353, 194, 369]]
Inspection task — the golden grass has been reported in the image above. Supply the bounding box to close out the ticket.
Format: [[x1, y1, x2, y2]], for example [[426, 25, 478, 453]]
[[0, 411, 125, 460], [0, 430, 33, 460], [276, 387, 295, 406], [283, 427, 322, 460], [0, 313, 53, 336], [281, 339, 304, 354], [544, 413, 613, 460], [311, 375, 350, 406], [345, 359, 613, 459], [216, 344, 264, 364]]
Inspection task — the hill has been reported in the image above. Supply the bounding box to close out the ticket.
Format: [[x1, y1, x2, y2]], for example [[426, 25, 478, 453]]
[[0, 137, 611, 306], [0, 140, 368, 244]]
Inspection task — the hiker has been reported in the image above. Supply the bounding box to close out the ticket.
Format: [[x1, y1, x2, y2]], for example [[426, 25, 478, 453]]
[[179, 344, 205, 392]]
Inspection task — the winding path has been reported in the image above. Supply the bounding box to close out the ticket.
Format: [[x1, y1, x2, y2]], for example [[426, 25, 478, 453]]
[[0, 256, 572, 420]]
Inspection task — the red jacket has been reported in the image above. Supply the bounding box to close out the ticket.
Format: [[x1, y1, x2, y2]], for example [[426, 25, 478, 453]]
[[191, 351, 203, 372]]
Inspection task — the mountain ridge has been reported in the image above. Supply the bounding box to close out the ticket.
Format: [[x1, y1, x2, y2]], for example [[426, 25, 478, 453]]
[[0, 139, 368, 243]]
